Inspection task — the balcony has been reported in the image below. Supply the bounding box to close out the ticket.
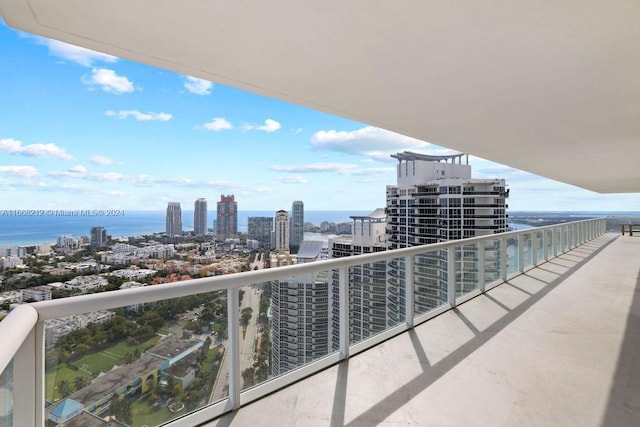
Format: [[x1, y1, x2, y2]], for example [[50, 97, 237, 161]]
[[2, 218, 635, 426]]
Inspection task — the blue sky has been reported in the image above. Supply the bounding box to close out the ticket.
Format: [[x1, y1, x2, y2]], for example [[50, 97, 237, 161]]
[[1, 19, 638, 212]]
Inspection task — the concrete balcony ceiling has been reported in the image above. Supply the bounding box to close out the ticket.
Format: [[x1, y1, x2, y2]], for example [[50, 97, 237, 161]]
[[1, 1, 639, 193]]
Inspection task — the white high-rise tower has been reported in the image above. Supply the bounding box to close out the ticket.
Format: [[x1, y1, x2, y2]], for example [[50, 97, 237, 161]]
[[274, 210, 290, 252], [194, 198, 207, 235], [166, 202, 182, 237]]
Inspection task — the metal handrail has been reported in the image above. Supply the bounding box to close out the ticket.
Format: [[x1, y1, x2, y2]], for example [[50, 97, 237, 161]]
[[0, 217, 605, 426], [0, 304, 38, 374], [32, 217, 601, 320]]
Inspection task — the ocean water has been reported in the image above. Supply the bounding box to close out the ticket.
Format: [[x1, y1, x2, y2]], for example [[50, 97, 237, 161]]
[[0, 210, 370, 246], [1, 209, 634, 247]]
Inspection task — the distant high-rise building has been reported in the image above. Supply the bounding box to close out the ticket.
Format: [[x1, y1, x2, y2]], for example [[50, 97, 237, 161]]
[[328, 151, 509, 345], [166, 202, 182, 237], [271, 241, 328, 376], [329, 209, 388, 348], [290, 200, 304, 253], [386, 151, 508, 314], [90, 226, 107, 249], [217, 195, 237, 239], [274, 210, 290, 252], [248, 217, 273, 249], [194, 198, 208, 235]]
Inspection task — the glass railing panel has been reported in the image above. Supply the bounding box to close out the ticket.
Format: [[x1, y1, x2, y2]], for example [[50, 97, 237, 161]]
[[455, 243, 480, 297], [236, 282, 272, 391], [342, 258, 405, 348], [413, 248, 448, 315], [555, 228, 562, 254], [506, 236, 519, 275], [258, 271, 336, 384], [0, 361, 13, 427], [44, 291, 228, 427], [535, 231, 544, 262], [522, 233, 533, 269], [483, 238, 501, 285]]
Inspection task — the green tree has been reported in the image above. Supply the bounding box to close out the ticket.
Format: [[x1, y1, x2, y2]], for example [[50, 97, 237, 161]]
[[57, 379, 72, 398], [109, 394, 133, 425], [74, 376, 89, 391]]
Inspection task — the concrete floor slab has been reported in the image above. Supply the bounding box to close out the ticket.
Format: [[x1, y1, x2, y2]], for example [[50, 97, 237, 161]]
[[204, 234, 640, 426]]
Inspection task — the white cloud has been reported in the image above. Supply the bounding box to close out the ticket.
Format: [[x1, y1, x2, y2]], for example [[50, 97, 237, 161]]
[[86, 172, 125, 181], [203, 117, 233, 131], [45, 39, 118, 67], [270, 162, 394, 176], [310, 126, 431, 161], [83, 68, 135, 94], [243, 119, 281, 133], [0, 165, 39, 178], [0, 138, 73, 160], [68, 165, 87, 174], [270, 162, 353, 173], [278, 175, 309, 184], [91, 156, 114, 166], [349, 167, 395, 176], [105, 110, 172, 121], [184, 76, 213, 95]]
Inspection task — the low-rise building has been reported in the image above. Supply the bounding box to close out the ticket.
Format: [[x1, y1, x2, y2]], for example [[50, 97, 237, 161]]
[[21, 285, 53, 302], [63, 275, 108, 294], [0, 256, 23, 269]]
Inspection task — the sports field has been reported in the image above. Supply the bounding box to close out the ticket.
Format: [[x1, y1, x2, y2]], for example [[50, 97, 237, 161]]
[[46, 336, 160, 401], [72, 336, 160, 375]]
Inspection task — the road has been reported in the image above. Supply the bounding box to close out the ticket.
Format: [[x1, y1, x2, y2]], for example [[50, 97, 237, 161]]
[[209, 283, 263, 402]]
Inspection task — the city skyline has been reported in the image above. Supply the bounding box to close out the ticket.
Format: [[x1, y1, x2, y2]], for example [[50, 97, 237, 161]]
[[1, 19, 639, 213]]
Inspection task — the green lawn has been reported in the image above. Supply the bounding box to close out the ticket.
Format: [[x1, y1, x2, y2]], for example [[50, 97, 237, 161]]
[[130, 397, 179, 427], [46, 335, 161, 401], [45, 364, 91, 402], [200, 347, 219, 374], [72, 336, 160, 375]]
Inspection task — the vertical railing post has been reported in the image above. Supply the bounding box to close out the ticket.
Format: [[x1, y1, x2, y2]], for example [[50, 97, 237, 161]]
[[12, 326, 37, 427], [339, 266, 349, 360], [404, 255, 414, 328], [531, 231, 538, 266], [227, 287, 241, 410], [36, 321, 45, 426], [478, 242, 485, 292], [517, 234, 524, 272], [500, 236, 507, 281], [447, 246, 456, 307]]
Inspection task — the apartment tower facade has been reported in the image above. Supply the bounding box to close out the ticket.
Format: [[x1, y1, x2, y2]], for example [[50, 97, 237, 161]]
[[165, 202, 182, 237], [90, 226, 107, 249], [216, 195, 237, 240], [329, 209, 387, 349], [386, 151, 508, 316], [193, 198, 208, 236], [248, 217, 274, 249], [274, 210, 290, 252], [271, 241, 329, 376], [290, 201, 304, 253]]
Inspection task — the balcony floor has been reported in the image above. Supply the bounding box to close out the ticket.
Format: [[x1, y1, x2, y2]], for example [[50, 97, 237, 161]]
[[206, 233, 640, 426]]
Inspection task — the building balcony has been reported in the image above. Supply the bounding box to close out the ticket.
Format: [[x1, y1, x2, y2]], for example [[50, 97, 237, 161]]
[[3, 218, 638, 427], [205, 229, 639, 426]]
